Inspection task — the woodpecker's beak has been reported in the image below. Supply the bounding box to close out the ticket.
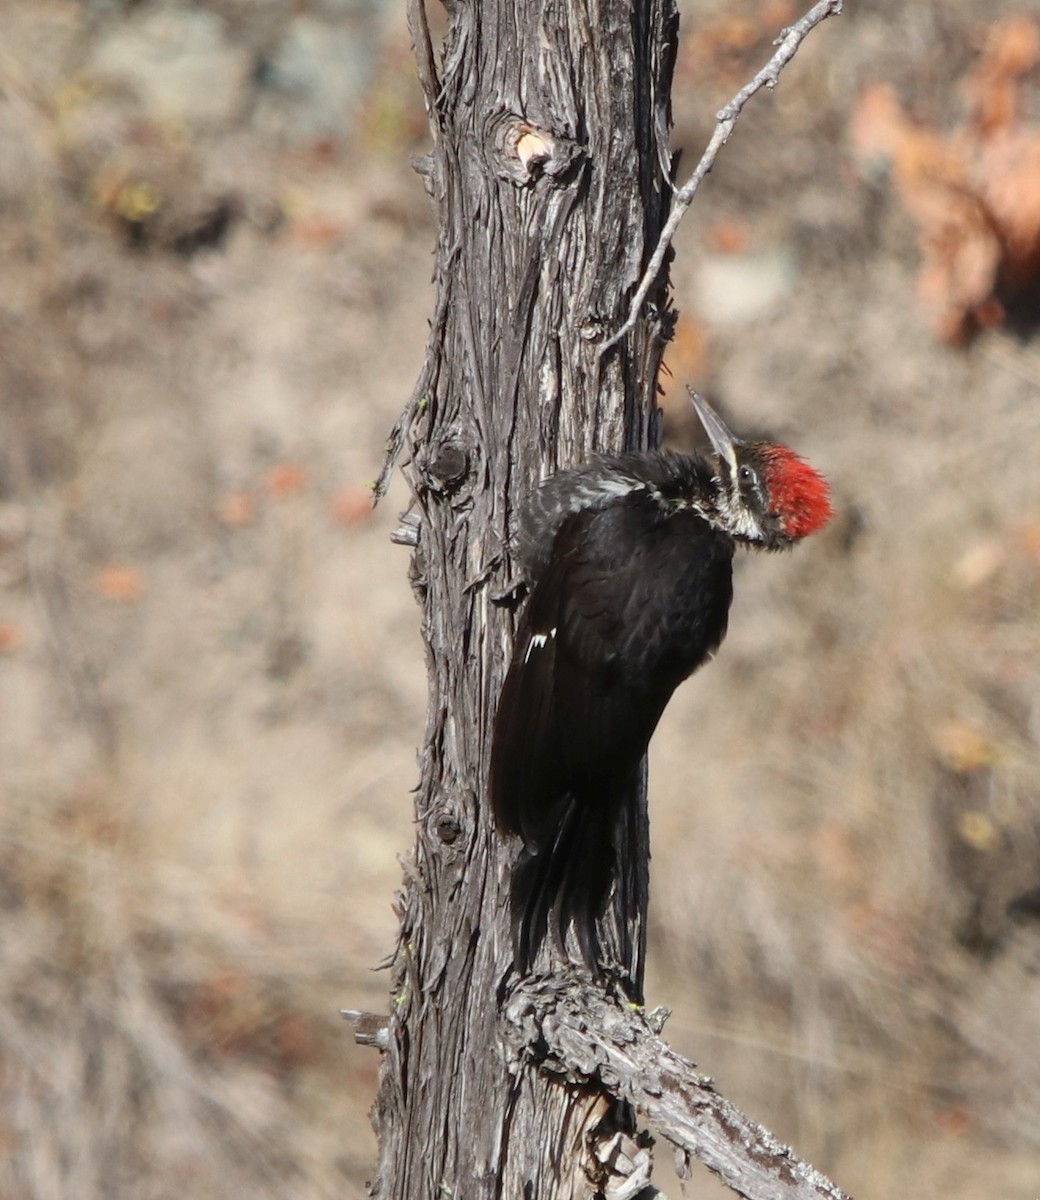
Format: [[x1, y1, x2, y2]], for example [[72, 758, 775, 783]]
[[688, 391, 740, 475]]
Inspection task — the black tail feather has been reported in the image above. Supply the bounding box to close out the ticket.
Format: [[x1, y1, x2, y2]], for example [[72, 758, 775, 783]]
[[510, 792, 615, 975]]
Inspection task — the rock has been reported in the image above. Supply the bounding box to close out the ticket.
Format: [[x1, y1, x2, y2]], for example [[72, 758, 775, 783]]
[[692, 247, 799, 327], [88, 8, 253, 129], [252, 16, 381, 142]]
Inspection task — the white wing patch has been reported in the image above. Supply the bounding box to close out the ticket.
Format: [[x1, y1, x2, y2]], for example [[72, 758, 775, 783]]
[[570, 474, 646, 507], [523, 627, 557, 663]]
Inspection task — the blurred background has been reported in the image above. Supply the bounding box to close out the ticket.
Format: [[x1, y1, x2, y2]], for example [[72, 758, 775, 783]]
[[1, 1, 1039, 1197]]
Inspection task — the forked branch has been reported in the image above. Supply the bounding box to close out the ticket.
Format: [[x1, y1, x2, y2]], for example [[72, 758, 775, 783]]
[[503, 979, 854, 1200], [601, 0, 844, 354]]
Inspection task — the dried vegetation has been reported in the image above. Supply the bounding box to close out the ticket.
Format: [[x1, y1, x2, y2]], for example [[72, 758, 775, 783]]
[[0, 2, 1039, 1198]]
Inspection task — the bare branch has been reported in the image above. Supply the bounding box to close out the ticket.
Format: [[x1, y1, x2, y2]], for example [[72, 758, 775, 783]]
[[341, 1009, 390, 1050], [601, 0, 843, 356], [504, 979, 854, 1200]]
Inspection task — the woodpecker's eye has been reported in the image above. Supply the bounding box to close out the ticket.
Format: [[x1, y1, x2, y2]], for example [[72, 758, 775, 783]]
[[738, 464, 756, 486]]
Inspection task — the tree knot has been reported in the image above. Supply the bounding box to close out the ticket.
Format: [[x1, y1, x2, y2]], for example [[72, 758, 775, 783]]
[[488, 114, 583, 186]]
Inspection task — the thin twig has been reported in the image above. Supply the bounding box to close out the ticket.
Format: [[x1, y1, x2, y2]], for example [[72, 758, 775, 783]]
[[601, 0, 843, 356]]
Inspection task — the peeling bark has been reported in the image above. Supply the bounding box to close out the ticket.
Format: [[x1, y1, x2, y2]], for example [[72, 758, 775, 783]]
[[367, 2, 852, 1199], [372, 1, 676, 1196], [503, 980, 853, 1200]]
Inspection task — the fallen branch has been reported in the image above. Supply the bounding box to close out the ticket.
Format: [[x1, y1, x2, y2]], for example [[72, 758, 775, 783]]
[[601, 0, 844, 355], [503, 978, 854, 1200]]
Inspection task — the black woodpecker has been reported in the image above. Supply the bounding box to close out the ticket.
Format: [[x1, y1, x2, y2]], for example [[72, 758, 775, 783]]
[[490, 392, 833, 974]]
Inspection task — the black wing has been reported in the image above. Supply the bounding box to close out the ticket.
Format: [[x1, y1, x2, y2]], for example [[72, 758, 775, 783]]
[[490, 496, 734, 969]]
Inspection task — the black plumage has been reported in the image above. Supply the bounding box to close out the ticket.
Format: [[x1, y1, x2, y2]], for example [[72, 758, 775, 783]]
[[490, 395, 833, 974], [492, 456, 734, 971]]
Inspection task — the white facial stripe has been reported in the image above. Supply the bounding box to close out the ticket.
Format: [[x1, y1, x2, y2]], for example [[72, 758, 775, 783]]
[[718, 478, 766, 542]]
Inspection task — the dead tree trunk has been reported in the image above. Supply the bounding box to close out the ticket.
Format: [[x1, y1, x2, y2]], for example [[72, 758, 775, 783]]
[[371, 0, 675, 1195], [362, 1, 853, 1198]]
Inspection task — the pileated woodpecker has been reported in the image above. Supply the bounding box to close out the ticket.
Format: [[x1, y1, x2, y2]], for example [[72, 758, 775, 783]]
[[490, 392, 833, 974]]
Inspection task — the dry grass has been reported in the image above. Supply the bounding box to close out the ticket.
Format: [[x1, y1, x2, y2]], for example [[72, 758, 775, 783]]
[[1, 2, 1039, 1197]]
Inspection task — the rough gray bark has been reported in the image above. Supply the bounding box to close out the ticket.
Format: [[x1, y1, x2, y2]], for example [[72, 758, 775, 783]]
[[364, 1, 852, 1198], [371, 1, 676, 1196], [503, 980, 854, 1200]]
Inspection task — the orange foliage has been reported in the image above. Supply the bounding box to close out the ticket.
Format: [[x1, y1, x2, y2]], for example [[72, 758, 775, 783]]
[[264, 463, 309, 498], [701, 215, 754, 254], [681, 2, 795, 89], [329, 484, 375, 529], [850, 14, 1040, 342], [290, 215, 349, 248], [215, 490, 257, 528], [659, 314, 713, 414], [936, 1106, 972, 1137], [97, 564, 147, 602], [0, 621, 25, 652]]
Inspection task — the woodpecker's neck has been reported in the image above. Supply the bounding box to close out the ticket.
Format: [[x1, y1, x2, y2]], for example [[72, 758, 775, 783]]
[[514, 444, 832, 580], [516, 451, 719, 577], [700, 468, 767, 543]]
